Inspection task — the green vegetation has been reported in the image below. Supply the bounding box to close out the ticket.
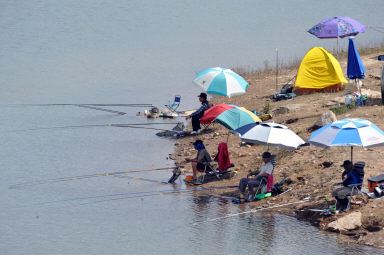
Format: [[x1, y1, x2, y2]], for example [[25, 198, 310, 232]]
[[263, 101, 272, 114], [330, 104, 356, 115]]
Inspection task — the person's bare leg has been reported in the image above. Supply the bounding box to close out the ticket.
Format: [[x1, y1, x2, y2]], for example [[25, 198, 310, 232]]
[[192, 162, 198, 178]]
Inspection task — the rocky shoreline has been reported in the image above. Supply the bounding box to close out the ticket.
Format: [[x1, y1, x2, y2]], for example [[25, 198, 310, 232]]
[[171, 51, 384, 248]]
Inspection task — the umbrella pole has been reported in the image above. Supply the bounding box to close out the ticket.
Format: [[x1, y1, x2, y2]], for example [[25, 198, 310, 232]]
[[337, 37, 339, 54], [356, 79, 362, 95], [351, 146, 353, 164], [226, 132, 230, 144], [276, 48, 279, 91]]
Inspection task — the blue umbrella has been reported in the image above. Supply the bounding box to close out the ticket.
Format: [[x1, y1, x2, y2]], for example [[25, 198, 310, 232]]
[[347, 38, 366, 80], [309, 118, 384, 162]]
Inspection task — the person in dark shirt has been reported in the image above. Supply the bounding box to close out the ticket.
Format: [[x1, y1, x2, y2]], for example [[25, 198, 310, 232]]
[[332, 160, 359, 212], [341, 160, 353, 181], [185, 92, 210, 134], [185, 140, 212, 181]]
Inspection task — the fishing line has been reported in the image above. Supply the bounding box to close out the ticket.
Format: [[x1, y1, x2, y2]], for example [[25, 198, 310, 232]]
[[6, 122, 179, 133], [193, 199, 308, 225], [9, 167, 177, 189], [367, 26, 384, 34]]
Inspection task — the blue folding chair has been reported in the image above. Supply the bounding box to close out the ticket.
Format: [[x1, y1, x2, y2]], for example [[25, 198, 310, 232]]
[[165, 95, 181, 112]]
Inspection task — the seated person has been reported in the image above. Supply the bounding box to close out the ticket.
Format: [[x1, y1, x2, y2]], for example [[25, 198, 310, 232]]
[[332, 160, 361, 212], [185, 93, 210, 134], [239, 152, 274, 202], [214, 142, 231, 171], [185, 140, 212, 180]]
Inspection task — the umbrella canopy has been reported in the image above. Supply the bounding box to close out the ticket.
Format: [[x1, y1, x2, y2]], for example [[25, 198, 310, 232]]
[[200, 104, 239, 124], [309, 118, 384, 161], [214, 107, 261, 130], [234, 122, 305, 150], [193, 67, 249, 97], [308, 16, 366, 39], [347, 37, 366, 80]]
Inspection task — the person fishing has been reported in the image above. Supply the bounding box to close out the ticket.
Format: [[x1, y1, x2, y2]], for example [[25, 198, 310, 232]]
[[185, 140, 212, 182], [238, 152, 273, 202], [185, 92, 210, 134], [332, 160, 360, 212]]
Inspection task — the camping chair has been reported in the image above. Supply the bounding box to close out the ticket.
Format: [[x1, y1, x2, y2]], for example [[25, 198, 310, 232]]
[[251, 155, 276, 200], [197, 161, 219, 183], [198, 143, 235, 183], [165, 95, 181, 112], [250, 155, 276, 201], [334, 161, 367, 211]]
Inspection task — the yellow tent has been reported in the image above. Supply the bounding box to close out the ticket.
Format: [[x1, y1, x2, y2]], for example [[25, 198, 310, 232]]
[[294, 47, 347, 95]]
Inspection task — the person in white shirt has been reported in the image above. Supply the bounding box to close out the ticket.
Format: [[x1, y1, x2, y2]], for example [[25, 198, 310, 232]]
[[238, 152, 274, 202]]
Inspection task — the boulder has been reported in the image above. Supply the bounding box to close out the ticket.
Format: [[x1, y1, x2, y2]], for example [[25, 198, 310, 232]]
[[327, 211, 362, 232], [314, 111, 337, 128], [273, 106, 290, 115]]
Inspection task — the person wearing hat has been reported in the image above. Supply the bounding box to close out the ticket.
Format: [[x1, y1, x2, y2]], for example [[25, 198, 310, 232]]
[[238, 152, 274, 202], [185, 92, 210, 134], [332, 160, 359, 212], [185, 140, 212, 181], [340, 160, 353, 181]]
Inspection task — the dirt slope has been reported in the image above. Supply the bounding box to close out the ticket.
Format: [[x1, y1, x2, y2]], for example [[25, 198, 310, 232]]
[[171, 52, 384, 248]]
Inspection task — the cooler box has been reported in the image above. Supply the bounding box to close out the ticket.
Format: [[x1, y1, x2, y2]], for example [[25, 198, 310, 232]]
[[367, 174, 384, 192]]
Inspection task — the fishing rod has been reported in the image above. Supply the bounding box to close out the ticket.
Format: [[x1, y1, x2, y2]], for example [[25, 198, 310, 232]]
[[9, 167, 177, 189], [6, 122, 179, 133], [74, 105, 127, 115], [32, 185, 239, 207], [0, 103, 154, 107], [114, 174, 170, 185]]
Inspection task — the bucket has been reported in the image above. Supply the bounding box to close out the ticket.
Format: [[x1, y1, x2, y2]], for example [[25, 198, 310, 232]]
[[329, 205, 337, 211], [345, 95, 353, 105], [185, 175, 193, 182]]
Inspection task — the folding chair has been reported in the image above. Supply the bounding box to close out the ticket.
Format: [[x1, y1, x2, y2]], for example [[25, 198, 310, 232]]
[[334, 161, 366, 211], [197, 161, 218, 184], [250, 155, 276, 200], [165, 95, 181, 112]]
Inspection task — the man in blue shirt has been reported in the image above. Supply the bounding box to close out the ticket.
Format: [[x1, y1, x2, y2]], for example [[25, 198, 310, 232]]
[[332, 160, 359, 212], [185, 92, 210, 134]]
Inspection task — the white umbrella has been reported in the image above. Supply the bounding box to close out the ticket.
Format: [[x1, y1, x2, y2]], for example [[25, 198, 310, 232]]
[[193, 67, 248, 98], [234, 122, 305, 150]]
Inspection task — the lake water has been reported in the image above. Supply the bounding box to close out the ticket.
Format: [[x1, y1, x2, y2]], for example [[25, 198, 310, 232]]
[[1, 1, 384, 254]]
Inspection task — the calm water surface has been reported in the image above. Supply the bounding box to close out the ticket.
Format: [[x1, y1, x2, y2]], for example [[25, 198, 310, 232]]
[[1, 1, 384, 254]]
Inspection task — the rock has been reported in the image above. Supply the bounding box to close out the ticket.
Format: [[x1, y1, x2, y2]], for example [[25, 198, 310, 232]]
[[327, 211, 362, 232], [273, 106, 290, 115], [314, 111, 337, 128]]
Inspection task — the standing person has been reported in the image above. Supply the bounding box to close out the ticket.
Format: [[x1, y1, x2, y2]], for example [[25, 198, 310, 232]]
[[185, 92, 210, 134], [185, 140, 212, 182], [238, 152, 274, 202]]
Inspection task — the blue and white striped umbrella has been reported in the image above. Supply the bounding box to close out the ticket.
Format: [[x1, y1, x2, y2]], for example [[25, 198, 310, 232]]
[[193, 67, 249, 98], [309, 118, 384, 161]]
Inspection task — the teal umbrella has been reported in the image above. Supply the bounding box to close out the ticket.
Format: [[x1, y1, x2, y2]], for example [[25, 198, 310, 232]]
[[215, 107, 260, 130]]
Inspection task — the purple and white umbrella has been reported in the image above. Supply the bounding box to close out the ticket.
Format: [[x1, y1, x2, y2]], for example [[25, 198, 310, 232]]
[[308, 16, 366, 39]]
